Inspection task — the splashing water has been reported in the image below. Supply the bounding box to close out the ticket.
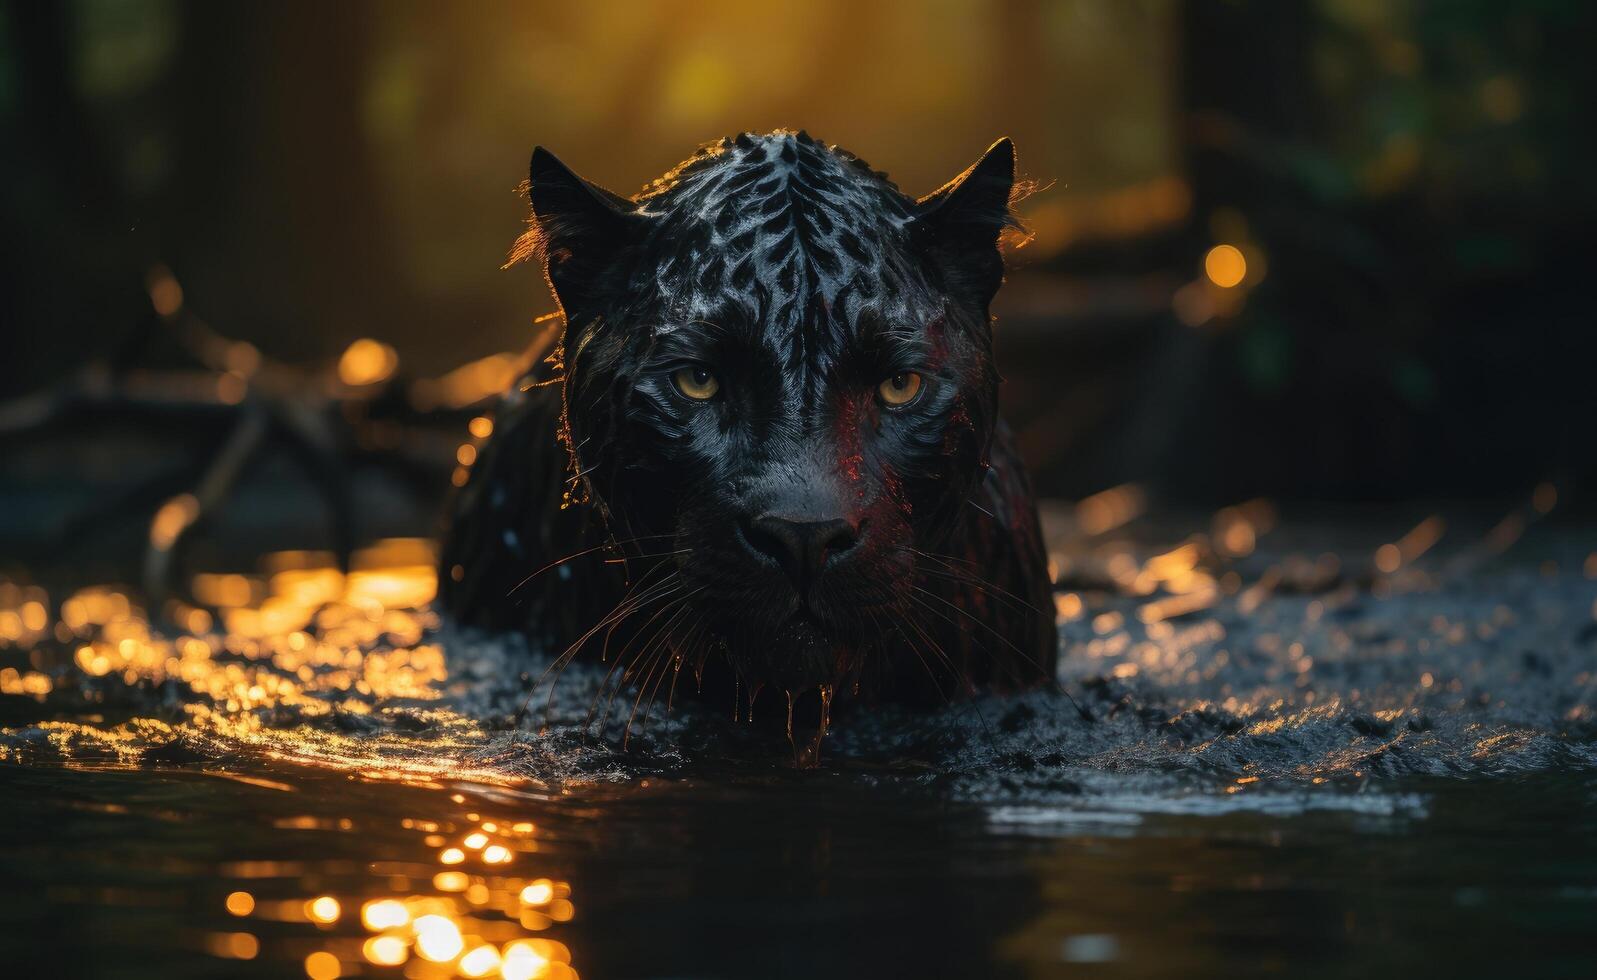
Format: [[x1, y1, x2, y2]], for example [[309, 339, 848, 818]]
[[3, 513, 1597, 976]]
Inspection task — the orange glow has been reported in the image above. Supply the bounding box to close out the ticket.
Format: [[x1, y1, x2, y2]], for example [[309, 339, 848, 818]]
[[303, 950, 341, 980], [307, 895, 341, 923], [460, 944, 504, 977], [462, 831, 489, 850], [225, 891, 256, 916], [521, 880, 555, 906], [482, 844, 513, 864], [1213, 506, 1258, 557], [410, 352, 521, 411], [439, 847, 466, 865], [191, 572, 257, 607], [1053, 593, 1083, 622], [0, 667, 52, 699], [1171, 278, 1216, 327], [147, 266, 184, 317], [217, 371, 248, 404], [503, 938, 572, 980], [1075, 483, 1145, 536], [22, 601, 46, 632], [1204, 244, 1247, 288], [1092, 611, 1124, 635], [338, 338, 400, 387], [205, 932, 259, 960], [224, 341, 262, 376], [150, 494, 200, 550], [1023, 175, 1191, 253], [240, 872, 555, 980], [469, 416, 494, 439], [361, 899, 410, 931], [1396, 516, 1445, 564], [1376, 516, 1445, 576], [413, 914, 464, 962], [501, 941, 551, 980], [1138, 587, 1219, 624], [362, 935, 409, 966]]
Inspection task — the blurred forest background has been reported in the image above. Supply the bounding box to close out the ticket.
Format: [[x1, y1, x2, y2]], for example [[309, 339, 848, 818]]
[[2, 0, 1594, 520]]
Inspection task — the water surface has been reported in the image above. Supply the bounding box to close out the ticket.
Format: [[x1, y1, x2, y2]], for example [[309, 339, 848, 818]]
[[3, 509, 1596, 977]]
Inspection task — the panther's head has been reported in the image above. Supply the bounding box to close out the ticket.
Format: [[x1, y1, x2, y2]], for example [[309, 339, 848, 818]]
[[524, 131, 1019, 696]]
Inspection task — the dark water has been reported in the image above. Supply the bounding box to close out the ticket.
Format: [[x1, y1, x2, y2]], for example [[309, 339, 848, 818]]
[[3, 764, 1596, 979], [3, 508, 1597, 977]]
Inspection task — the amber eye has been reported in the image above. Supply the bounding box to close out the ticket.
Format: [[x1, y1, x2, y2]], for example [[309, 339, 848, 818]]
[[877, 371, 923, 407], [671, 365, 720, 400]]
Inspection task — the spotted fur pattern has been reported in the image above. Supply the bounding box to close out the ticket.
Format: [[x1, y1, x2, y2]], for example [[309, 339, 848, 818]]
[[443, 130, 1056, 714], [639, 132, 925, 336]]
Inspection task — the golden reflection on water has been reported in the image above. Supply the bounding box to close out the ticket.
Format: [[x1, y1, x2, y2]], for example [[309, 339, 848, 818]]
[[208, 813, 579, 978], [1, 540, 583, 976], [197, 752, 582, 977], [0, 538, 539, 785]]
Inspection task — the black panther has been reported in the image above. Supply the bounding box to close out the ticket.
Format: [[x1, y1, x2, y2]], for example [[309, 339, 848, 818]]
[[440, 131, 1056, 736]]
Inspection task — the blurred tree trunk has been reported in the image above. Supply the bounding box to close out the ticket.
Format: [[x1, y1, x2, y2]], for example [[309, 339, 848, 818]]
[[0, 0, 143, 392], [170, 0, 417, 362]]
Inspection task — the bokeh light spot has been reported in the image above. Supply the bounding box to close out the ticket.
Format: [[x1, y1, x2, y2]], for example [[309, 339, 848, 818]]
[[520, 880, 554, 906], [413, 914, 464, 962], [1204, 244, 1247, 288], [338, 338, 399, 387], [459, 943, 503, 977], [362, 934, 409, 966], [307, 895, 341, 923], [361, 898, 410, 931], [482, 843, 513, 864], [304, 950, 341, 980]]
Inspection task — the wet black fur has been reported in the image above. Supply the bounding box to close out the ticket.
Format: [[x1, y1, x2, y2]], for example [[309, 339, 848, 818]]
[[440, 131, 1056, 716]]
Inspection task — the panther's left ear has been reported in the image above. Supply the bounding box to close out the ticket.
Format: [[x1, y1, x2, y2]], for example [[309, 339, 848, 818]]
[[523, 146, 644, 319], [911, 138, 1017, 308]]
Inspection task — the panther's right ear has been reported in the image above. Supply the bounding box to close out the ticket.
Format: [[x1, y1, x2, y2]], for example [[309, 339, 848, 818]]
[[910, 138, 1017, 310], [524, 147, 640, 318]]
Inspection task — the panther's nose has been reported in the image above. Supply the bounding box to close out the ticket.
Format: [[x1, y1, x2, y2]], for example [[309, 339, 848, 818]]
[[742, 515, 861, 595]]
